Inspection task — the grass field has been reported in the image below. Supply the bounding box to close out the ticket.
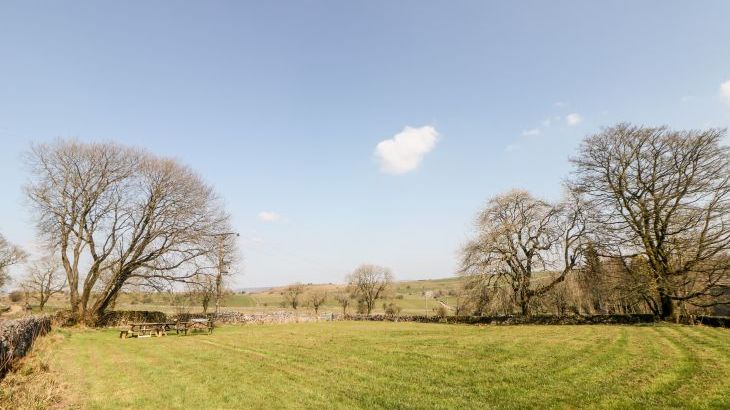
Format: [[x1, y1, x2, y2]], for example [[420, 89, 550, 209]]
[[2, 322, 729, 409], [4, 276, 469, 317]]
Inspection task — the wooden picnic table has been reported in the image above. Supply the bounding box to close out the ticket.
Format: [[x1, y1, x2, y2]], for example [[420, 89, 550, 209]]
[[119, 322, 176, 339], [176, 318, 214, 336], [119, 319, 213, 339]]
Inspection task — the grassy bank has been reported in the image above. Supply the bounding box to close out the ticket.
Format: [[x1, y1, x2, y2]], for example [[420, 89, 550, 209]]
[[2, 322, 729, 409]]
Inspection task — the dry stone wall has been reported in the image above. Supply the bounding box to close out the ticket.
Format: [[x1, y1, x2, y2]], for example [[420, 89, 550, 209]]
[[92, 310, 332, 327], [348, 314, 658, 325], [211, 311, 329, 324], [0, 315, 51, 377]]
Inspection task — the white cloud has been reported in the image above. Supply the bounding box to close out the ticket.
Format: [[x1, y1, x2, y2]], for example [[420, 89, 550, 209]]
[[566, 113, 582, 126], [375, 125, 439, 174], [522, 128, 541, 137], [541, 116, 562, 127], [721, 80, 730, 103], [258, 211, 281, 222]]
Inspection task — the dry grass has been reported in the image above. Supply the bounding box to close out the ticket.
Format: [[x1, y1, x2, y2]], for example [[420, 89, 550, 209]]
[[0, 332, 69, 410]]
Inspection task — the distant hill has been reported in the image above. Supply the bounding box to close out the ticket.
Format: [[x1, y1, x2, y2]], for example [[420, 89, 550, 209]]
[[246, 276, 465, 295], [237, 276, 467, 315]]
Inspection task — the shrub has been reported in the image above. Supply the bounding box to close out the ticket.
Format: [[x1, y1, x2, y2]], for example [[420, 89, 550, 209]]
[[433, 305, 448, 318], [8, 291, 23, 303], [95, 310, 167, 327], [383, 302, 402, 316]]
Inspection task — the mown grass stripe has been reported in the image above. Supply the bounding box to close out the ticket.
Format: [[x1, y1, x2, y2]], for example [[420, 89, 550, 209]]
[[22, 322, 730, 409]]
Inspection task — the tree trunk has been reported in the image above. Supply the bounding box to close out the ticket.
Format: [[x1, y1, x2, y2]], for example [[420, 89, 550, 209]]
[[69, 286, 80, 315], [658, 290, 674, 320], [517, 285, 531, 316], [79, 289, 95, 325], [86, 275, 127, 325], [520, 300, 529, 316]]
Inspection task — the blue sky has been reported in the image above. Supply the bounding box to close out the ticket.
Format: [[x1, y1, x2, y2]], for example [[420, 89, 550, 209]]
[[1, 1, 730, 287]]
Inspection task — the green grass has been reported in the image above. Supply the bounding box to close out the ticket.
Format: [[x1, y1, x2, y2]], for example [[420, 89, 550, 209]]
[[10, 322, 730, 409]]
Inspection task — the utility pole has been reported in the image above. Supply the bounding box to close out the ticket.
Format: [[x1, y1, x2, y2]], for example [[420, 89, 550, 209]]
[[213, 232, 239, 317]]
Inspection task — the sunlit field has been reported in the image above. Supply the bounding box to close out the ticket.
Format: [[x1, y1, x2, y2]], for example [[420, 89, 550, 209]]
[[4, 322, 729, 409], [23, 277, 469, 316]]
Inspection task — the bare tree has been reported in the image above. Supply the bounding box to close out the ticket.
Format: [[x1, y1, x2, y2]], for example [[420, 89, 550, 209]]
[[166, 288, 192, 317], [189, 273, 216, 314], [281, 283, 305, 309], [451, 288, 473, 317], [570, 124, 730, 318], [459, 190, 587, 315], [334, 292, 352, 315], [347, 264, 393, 315], [306, 290, 327, 314], [25, 139, 234, 324], [210, 232, 239, 315], [461, 274, 494, 316], [0, 234, 26, 289], [22, 254, 66, 310]]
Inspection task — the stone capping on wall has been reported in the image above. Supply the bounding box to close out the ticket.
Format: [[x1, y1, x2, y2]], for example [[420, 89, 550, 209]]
[[0, 315, 52, 378]]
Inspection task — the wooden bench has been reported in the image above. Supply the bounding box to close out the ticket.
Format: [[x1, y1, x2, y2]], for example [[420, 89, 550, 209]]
[[120, 320, 213, 338], [176, 318, 214, 335], [120, 322, 177, 338]]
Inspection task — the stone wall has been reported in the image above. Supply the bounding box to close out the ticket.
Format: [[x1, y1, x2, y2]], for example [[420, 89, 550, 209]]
[[211, 311, 326, 324], [64, 309, 730, 328], [92, 310, 329, 327], [0, 316, 52, 377], [348, 314, 658, 325]]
